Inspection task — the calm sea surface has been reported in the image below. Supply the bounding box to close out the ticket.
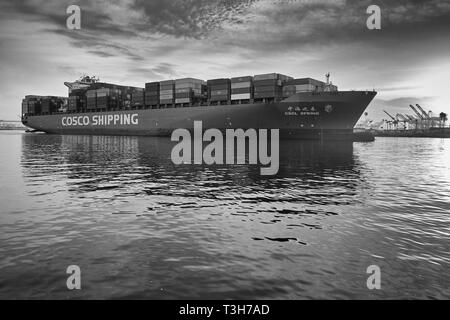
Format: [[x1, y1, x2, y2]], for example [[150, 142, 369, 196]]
[[0, 130, 449, 299]]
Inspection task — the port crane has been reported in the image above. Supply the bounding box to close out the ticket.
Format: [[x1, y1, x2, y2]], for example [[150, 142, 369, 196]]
[[396, 114, 409, 130], [416, 104, 439, 128], [409, 105, 424, 120], [409, 105, 426, 129], [404, 114, 418, 129], [415, 104, 430, 119], [383, 110, 399, 130]]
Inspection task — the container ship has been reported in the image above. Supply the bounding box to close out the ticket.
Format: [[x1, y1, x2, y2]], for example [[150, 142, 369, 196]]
[[21, 73, 376, 140]]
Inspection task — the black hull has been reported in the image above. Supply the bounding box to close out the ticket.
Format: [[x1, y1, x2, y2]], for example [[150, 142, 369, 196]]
[[22, 91, 376, 140]]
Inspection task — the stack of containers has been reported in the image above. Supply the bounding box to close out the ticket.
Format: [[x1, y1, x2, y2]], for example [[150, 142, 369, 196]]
[[68, 88, 86, 111], [23, 96, 41, 115], [86, 89, 97, 110], [113, 87, 123, 109], [58, 97, 68, 111], [28, 99, 41, 115], [40, 96, 60, 114], [160, 80, 175, 106], [253, 73, 293, 100], [68, 96, 82, 111], [130, 88, 145, 108], [122, 86, 142, 109], [282, 78, 326, 97], [69, 88, 86, 98], [116, 86, 129, 109], [145, 82, 160, 108], [207, 78, 230, 103], [40, 97, 51, 114], [231, 76, 253, 101], [21, 99, 29, 115], [96, 88, 114, 110], [175, 78, 204, 105]]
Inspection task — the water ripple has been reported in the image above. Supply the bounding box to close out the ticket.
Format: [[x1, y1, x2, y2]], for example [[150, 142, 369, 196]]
[[0, 133, 449, 299]]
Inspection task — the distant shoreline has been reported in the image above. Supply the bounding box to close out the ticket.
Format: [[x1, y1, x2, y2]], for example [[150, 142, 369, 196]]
[[0, 127, 26, 131], [374, 128, 450, 138]]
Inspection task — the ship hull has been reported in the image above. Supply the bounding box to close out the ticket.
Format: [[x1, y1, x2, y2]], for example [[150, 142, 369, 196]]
[[22, 91, 376, 140]]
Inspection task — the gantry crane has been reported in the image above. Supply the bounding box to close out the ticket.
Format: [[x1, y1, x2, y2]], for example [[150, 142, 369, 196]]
[[416, 104, 430, 119], [383, 110, 398, 130], [409, 105, 424, 120], [416, 104, 435, 128], [396, 114, 409, 130], [409, 105, 425, 129], [404, 114, 418, 129]]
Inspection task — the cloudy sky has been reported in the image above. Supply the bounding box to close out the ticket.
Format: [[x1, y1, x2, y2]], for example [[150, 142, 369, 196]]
[[1, 0, 449, 121]]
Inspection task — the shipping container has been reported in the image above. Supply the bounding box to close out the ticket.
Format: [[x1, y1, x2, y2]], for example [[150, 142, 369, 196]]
[[253, 73, 278, 81], [96, 88, 112, 97], [160, 85, 174, 91], [175, 92, 193, 99], [40, 98, 53, 113], [285, 78, 324, 86], [145, 91, 158, 96], [131, 91, 145, 105], [207, 78, 230, 86], [231, 81, 252, 89], [160, 81, 175, 91], [231, 76, 252, 83], [175, 78, 204, 99], [210, 89, 229, 96], [231, 87, 251, 94], [87, 97, 96, 109], [175, 77, 203, 84], [160, 98, 174, 104], [145, 91, 159, 97], [175, 98, 191, 104], [254, 73, 293, 82], [278, 74, 294, 82], [145, 82, 160, 90], [208, 84, 230, 90], [210, 95, 229, 101], [145, 98, 159, 105], [255, 85, 281, 93], [160, 80, 175, 85], [68, 96, 82, 111], [145, 95, 159, 103], [28, 100, 41, 114], [282, 82, 325, 94], [254, 91, 280, 98], [22, 100, 28, 114], [176, 84, 203, 91], [159, 89, 174, 95], [253, 79, 281, 86], [231, 93, 251, 100], [175, 88, 193, 93], [69, 88, 86, 97]]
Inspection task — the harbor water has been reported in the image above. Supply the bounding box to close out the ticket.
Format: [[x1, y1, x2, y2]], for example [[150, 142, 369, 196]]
[[0, 130, 449, 299]]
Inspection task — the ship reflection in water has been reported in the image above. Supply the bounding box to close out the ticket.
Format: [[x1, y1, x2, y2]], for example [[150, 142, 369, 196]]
[[0, 132, 448, 299]]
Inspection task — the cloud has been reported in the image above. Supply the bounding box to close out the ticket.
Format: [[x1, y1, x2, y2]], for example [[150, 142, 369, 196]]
[[213, 0, 450, 54], [131, 0, 259, 39]]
